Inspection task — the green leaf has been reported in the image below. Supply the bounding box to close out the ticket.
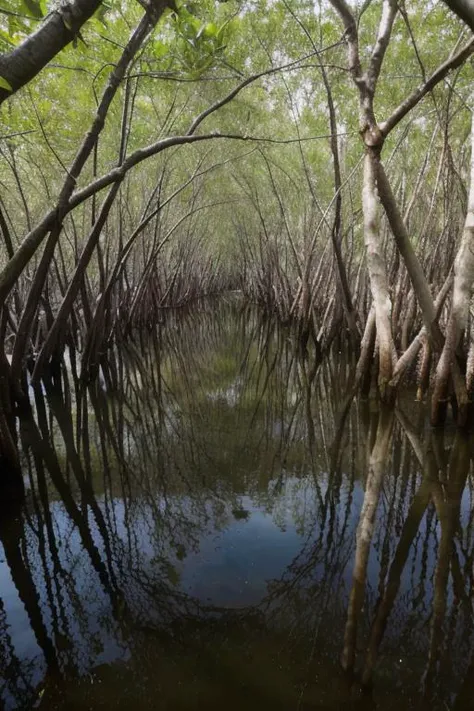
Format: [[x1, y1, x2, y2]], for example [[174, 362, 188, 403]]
[[0, 29, 16, 49], [153, 40, 169, 59], [0, 75, 13, 92], [204, 22, 218, 38], [92, 3, 109, 28]]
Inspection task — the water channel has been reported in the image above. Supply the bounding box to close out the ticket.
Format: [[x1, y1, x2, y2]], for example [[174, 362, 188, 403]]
[[0, 299, 473, 710]]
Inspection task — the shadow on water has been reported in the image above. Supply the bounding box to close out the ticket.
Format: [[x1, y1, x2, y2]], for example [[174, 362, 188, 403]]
[[1, 299, 474, 710]]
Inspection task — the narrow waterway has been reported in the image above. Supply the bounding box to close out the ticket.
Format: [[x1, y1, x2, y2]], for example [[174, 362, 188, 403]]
[[0, 300, 473, 710]]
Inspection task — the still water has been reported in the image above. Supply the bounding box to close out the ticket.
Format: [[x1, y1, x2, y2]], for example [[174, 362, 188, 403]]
[[1, 300, 473, 710]]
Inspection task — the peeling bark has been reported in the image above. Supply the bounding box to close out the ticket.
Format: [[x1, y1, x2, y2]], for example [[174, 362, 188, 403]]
[[363, 152, 395, 395]]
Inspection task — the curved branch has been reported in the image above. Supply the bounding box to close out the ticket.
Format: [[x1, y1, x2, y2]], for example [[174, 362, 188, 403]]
[[186, 45, 337, 135], [0, 52, 326, 305], [380, 37, 474, 137]]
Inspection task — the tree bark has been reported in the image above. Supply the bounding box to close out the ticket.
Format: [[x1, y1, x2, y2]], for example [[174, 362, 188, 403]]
[[0, 0, 102, 105], [432, 116, 474, 424], [363, 152, 395, 395], [375, 159, 439, 344], [441, 0, 474, 32]]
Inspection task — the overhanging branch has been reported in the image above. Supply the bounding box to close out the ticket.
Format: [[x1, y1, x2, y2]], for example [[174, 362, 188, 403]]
[[0, 49, 336, 304], [380, 37, 474, 136], [0, 0, 102, 105]]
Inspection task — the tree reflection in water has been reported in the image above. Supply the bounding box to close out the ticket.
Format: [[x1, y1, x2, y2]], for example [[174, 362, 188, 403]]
[[0, 300, 473, 710]]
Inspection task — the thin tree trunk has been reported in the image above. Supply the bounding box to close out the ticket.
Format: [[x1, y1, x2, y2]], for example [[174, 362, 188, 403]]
[[363, 152, 395, 396], [431, 117, 474, 424], [375, 158, 439, 344], [0, 1, 170, 309]]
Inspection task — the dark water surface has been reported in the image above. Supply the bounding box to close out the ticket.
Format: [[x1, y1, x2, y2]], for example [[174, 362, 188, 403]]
[[1, 301, 473, 710]]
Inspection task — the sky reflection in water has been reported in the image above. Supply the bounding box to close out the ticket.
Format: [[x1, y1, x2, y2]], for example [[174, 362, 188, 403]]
[[0, 301, 473, 710]]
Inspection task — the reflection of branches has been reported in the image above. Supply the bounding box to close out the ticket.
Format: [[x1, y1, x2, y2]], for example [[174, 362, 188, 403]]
[[347, 408, 474, 705], [0, 498, 59, 675], [423, 430, 471, 702], [361, 427, 436, 686], [0, 595, 35, 708], [5, 300, 474, 710], [341, 407, 394, 674]]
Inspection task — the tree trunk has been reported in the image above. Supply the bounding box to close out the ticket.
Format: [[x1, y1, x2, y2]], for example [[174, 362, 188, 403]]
[[431, 117, 474, 424], [0, 341, 22, 493], [375, 158, 440, 344], [363, 151, 395, 398]]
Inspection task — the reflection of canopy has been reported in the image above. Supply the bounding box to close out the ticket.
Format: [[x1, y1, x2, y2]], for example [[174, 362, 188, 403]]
[[1, 304, 474, 710]]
